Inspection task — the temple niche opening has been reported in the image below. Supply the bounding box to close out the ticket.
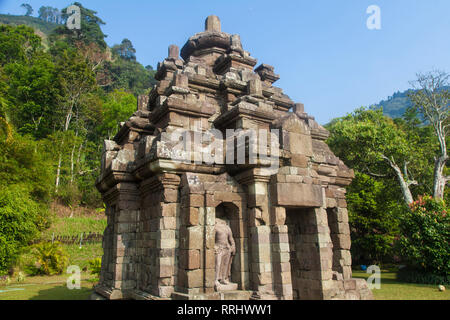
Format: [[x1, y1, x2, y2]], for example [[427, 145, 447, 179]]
[[92, 15, 373, 300]]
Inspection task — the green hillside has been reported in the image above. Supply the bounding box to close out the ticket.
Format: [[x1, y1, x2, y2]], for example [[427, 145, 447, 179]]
[[374, 89, 415, 118], [374, 87, 449, 119], [0, 14, 58, 36]]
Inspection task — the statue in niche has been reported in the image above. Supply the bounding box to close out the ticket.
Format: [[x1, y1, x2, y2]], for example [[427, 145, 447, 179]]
[[214, 217, 237, 291]]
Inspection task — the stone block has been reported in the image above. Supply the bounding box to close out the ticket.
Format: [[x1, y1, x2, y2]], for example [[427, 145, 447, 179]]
[[186, 250, 200, 270], [187, 226, 203, 250], [185, 207, 199, 226], [273, 183, 323, 207], [190, 194, 204, 207], [186, 269, 203, 288], [272, 207, 286, 225], [291, 154, 308, 168], [289, 132, 313, 156], [161, 203, 178, 217], [163, 189, 178, 203]]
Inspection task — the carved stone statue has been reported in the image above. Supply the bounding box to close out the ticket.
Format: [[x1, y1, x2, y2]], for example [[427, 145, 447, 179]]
[[214, 217, 237, 291]]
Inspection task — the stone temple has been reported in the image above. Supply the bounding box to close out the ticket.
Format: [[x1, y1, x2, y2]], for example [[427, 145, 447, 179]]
[[93, 16, 373, 300]]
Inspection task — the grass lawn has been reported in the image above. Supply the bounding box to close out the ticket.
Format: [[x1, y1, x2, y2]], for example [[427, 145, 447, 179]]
[[24, 214, 106, 270], [352, 271, 450, 300], [42, 216, 107, 239], [63, 242, 104, 270], [0, 274, 96, 300], [2, 271, 448, 300]]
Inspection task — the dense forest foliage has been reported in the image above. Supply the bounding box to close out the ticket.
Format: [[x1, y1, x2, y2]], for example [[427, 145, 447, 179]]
[[0, 3, 155, 273]]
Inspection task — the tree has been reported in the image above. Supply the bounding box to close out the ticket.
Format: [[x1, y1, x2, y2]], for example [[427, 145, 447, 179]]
[[408, 70, 450, 200], [38, 6, 50, 22], [0, 25, 61, 138], [346, 172, 400, 265], [112, 38, 136, 61], [0, 25, 41, 67], [98, 90, 136, 139], [55, 3, 107, 48], [104, 57, 156, 96], [52, 48, 97, 192], [20, 3, 33, 16], [0, 127, 53, 274], [327, 108, 420, 205]]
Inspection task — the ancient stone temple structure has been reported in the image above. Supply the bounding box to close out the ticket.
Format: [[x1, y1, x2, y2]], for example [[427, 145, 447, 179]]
[[93, 16, 373, 300]]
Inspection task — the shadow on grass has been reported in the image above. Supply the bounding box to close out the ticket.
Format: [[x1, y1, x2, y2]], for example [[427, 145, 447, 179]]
[[352, 273, 402, 285], [29, 284, 93, 300]]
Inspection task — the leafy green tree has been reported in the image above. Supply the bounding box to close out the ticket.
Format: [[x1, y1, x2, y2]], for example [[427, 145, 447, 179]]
[[98, 90, 136, 139], [104, 57, 156, 96], [0, 25, 61, 138], [0, 25, 41, 67], [20, 3, 33, 16], [0, 125, 53, 273], [38, 6, 61, 23], [54, 2, 107, 48], [4, 54, 61, 138], [327, 108, 420, 205], [346, 172, 400, 265], [112, 38, 136, 61], [0, 129, 54, 202]]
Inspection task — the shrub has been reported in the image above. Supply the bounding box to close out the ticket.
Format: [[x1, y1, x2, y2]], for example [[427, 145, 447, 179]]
[[28, 242, 69, 275], [16, 271, 26, 283], [0, 185, 45, 273], [396, 195, 450, 279], [88, 257, 102, 276], [346, 172, 400, 265], [397, 267, 450, 285], [0, 275, 11, 286]]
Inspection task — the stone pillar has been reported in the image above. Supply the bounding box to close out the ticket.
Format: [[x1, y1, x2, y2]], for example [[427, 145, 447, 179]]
[[168, 44, 179, 59], [270, 206, 293, 300], [96, 182, 140, 300], [140, 173, 180, 298], [312, 206, 335, 300], [238, 170, 275, 299], [177, 184, 207, 296], [328, 207, 352, 279]]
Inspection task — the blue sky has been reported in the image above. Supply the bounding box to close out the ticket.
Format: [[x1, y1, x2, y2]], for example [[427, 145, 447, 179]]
[[1, 0, 450, 124]]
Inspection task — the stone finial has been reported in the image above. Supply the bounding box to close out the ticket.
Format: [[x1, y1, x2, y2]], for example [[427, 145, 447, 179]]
[[248, 78, 262, 96], [293, 103, 304, 114], [205, 15, 221, 32], [168, 44, 179, 59], [230, 34, 243, 50]]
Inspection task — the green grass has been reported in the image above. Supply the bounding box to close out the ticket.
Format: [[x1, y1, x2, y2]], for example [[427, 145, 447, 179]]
[[0, 274, 95, 300], [42, 216, 107, 239], [352, 271, 450, 300], [14, 214, 106, 276], [63, 243, 104, 270], [35, 215, 106, 270]]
